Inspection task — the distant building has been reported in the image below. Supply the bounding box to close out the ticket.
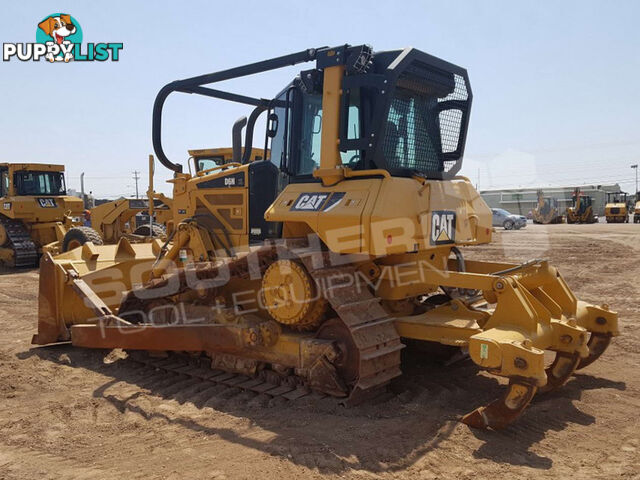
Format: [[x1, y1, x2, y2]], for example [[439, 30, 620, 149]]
[[480, 184, 622, 216]]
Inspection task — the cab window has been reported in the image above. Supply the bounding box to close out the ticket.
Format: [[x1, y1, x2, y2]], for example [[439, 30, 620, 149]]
[[294, 89, 361, 177], [298, 93, 323, 176], [15, 171, 66, 195], [196, 156, 226, 172]]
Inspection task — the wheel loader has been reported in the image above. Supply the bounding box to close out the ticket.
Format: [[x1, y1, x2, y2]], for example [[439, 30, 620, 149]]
[[604, 191, 630, 223], [32, 44, 619, 429], [0, 162, 101, 267], [566, 188, 598, 224], [532, 190, 563, 224]]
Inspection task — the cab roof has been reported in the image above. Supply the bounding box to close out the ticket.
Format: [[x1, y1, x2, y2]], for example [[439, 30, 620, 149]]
[[0, 163, 65, 172]]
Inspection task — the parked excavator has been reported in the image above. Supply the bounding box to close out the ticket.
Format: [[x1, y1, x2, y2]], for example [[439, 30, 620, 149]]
[[33, 44, 618, 430], [604, 191, 630, 223], [566, 188, 598, 224], [532, 190, 563, 224], [0, 163, 101, 266]]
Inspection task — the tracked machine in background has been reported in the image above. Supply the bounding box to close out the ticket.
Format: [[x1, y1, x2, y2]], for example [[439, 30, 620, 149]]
[[64, 148, 266, 250], [0, 163, 101, 266], [532, 190, 563, 224], [634, 193, 640, 224], [604, 192, 630, 223], [33, 45, 619, 429], [566, 188, 598, 224]]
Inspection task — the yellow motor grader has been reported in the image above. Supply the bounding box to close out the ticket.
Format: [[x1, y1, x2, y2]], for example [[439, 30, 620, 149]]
[[566, 188, 598, 224], [0, 163, 99, 267], [77, 197, 170, 248], [33, 45, 618, 429], [532, 190, 563, 224]]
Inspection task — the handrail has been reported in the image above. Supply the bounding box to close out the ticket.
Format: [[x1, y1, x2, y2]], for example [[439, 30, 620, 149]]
[[344, 168, 390, 179], [152, 48, 324, 173]]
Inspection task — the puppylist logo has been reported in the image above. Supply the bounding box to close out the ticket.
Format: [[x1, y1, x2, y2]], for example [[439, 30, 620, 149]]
[[3, 13, 123, 62]]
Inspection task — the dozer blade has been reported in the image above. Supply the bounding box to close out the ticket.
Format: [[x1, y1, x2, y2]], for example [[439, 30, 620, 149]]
[[32, 238, 160, 345]]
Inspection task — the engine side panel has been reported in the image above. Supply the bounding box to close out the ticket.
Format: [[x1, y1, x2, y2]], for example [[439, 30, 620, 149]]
[[266, 176, 492, 256]]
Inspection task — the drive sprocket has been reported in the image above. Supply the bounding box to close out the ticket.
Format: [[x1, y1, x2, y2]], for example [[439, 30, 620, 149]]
[[261, 259, 327, 331]]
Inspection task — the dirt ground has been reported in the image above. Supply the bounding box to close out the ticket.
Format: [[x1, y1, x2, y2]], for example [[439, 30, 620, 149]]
[[0, 223, 638, 480]]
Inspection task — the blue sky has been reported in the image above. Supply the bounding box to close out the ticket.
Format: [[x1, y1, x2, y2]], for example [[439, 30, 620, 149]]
[[1, 0, 639, 197]]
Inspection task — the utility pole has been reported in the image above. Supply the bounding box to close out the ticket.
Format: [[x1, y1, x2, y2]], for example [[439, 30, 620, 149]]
[[132, 170, 140, 199], [632, 164, 638, 199]]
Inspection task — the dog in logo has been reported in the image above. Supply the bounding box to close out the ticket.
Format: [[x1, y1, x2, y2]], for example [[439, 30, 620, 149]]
[[37, 14, 76, 62]]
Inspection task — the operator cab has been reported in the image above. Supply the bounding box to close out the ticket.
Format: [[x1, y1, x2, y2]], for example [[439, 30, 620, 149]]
[[606, 192, 627, 204], [263, 47, 471, 183], [0, 164, 67, 198]]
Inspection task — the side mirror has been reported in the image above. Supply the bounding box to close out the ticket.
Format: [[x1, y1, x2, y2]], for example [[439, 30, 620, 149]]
[[267, 113, 278, 138], [232, 116, 248, 164], [312, 114, 322, 134]]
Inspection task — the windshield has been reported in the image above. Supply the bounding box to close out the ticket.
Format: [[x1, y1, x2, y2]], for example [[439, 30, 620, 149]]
[[294, 91, 361, 177], [15, 171, 66, 195], [196, 156, 226, 172]]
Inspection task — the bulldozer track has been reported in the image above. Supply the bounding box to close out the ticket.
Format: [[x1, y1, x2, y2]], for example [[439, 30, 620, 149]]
[[0, 215, 38, 267], [304, 263, 404, 404], [125, 351, 335, 406], [119, 241, 404, 404]]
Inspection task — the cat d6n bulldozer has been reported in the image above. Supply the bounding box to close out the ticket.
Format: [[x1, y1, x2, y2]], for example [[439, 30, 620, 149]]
[[62, 148, 266, 251], [532, 190, 563, 224], [33, 45, 618, 429], [0, 163, 98, 267]]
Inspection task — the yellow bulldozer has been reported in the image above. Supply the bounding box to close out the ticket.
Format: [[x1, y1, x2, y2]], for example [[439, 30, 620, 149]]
[[566, 188, 598, 224], [0, 162, 102, 267], [188, 147, 266, 173], [634, 194, 640, 224], [604, 191, 630, 223], [32, 44, 618, 429], [65, 148, 266, 250], [532, 190, 563, 224]]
